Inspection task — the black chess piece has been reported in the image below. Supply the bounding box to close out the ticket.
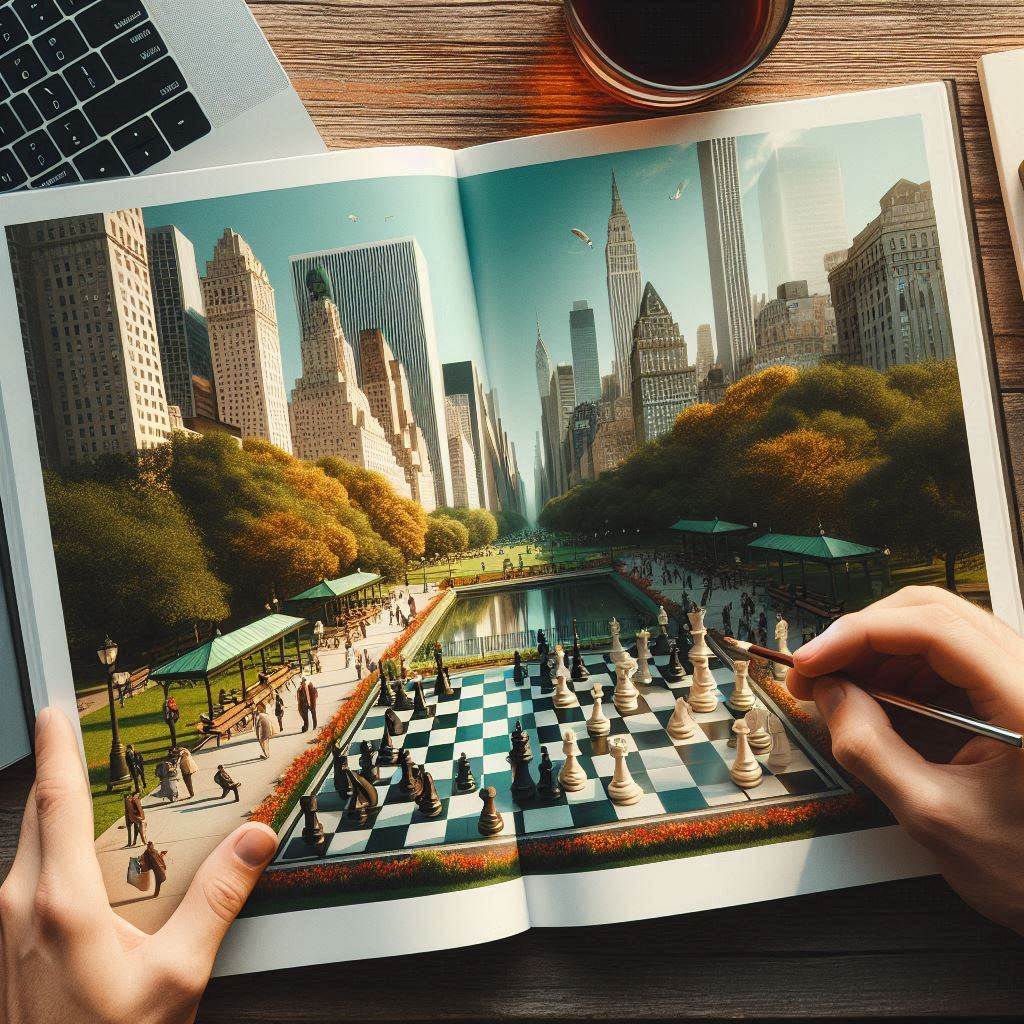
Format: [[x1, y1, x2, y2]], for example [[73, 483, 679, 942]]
[[416, 771, 443, 817], [662, 639, 687, 684], [331, 742, 351, 799], [377, 720, 400, 767], [477, 786, 504, 836], [536, 747, 562, 801], [384, 706, 407, 736], [300, 794, 324, 847], [653, 615, 670, 656], [454, 752, 477, 793], [391, 678, 413, 712], [509, 720, 533, 763], [359, 739, 379, 782], [398, 749, 424, 799], [411, 677, 435, 720], [375, 676, 393, 707], [512, 650, 525, 684], [434, 664, 455, 699], [346, 769, 379, 827], [510, 755, 536, 806], [570, 620, 589, 682]]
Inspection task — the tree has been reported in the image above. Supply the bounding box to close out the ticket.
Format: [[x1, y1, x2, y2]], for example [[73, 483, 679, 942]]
[[431, 506, 498, 547], [424, 515, 469, 557], [495, 508, 529, 538]]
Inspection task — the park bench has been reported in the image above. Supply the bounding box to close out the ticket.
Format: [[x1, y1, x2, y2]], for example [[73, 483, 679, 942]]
[[114, 666, 150, 703], [198, 664, 297, 746]]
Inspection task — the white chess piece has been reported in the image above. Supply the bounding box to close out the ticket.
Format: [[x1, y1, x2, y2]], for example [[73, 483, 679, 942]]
[[687, 653, 718, 713], [687, 605, 712, 659], [634, 629, 653, 684], [772, 615, 790, 681], [730, 718, 763, 789], [609, 617, 627, 664], [612, 652, 640, 713], [746, 707, 772, 755], [558, 730, 587, 791], [587, 682, 610, 736], [551, 646, 578, 708], [766, 713, 791, 771], [666, 694, 697, 741], [727, 659, 755, 712], [607, 736, 643, 805]]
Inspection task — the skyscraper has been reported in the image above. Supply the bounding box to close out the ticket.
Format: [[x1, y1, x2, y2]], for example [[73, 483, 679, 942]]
[[535, 319, 553, 399], [569, 299, 601, 404], [146, 225, 213, 421], [698, 137, 755, 382], [605, 171, 643, 402], [288, 268, 410, 494], [629, 282, 695, 443], [443, 360, 489, 509], [359, 327, 437, 511], [445, 394, 481, 509], [202, 229, 292, 452], [9, 210, 173, 468], [758, 144, 849, 296], [695, 323, 715, 383], [290, 238, 451, 506], [543, 363, 576, 497]]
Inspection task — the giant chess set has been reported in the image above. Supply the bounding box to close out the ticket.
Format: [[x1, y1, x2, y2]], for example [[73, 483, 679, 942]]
[[274, 608, 847, 864]]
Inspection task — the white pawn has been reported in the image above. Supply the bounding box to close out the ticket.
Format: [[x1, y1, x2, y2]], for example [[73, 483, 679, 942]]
[[612, 653, 640, 713], [552, 647, 578, 709], [730, 718, 763, 789], [766, 713, 792, 771], [727, 659, 755, 712], [558, 730, 587, 791], [666, 694, 697, 741], [609, 617, 626, 664], [634, 629, 653, 684], [687, 653, 718, 713], [607, 736, 643, 805], [772, 615, 790, 681], [587, 682, 610, 736], [746, 707, 772, 755]]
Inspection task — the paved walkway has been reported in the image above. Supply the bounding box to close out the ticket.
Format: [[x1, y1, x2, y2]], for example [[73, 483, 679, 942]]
[[97, 583, 438, 932]]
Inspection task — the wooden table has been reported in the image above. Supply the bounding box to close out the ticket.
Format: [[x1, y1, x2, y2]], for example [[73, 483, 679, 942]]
[[5, 0, 1024, 1017]]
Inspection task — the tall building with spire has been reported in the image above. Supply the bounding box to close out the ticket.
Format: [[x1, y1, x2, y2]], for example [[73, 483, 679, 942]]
[[202, 228, 292, 451], [695, 323, 715, 383], [569, 299, 601, 404], [534, 319, 553, 399], [605, 171, 643, 403], [359, 326, 437, 511], [698, 138, 755, 383], [629, 282, 696, 443], [289, 268, 410, 495]]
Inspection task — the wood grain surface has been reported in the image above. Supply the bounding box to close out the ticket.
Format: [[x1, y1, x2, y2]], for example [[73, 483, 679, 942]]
[[5, 0, 1024, 1018]]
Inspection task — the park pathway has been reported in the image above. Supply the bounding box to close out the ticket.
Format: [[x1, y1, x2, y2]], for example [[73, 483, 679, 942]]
[[96, 583, 438, 932]]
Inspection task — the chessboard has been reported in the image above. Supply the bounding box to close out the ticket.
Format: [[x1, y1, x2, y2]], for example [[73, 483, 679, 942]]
[[274, 649, 847, 865]]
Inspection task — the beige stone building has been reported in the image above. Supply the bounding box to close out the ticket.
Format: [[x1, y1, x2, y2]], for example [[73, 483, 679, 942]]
[[358, 327, 436, 511], [444, 394, 481, 509], [747, 280, 838, 375], [201, 229, 292, 452], [8, 209, 173, 468], [592, 396, 636, 476]]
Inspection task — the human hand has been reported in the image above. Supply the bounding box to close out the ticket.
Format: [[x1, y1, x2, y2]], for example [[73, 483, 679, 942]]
[[0, 707, 277, 1023], [787, 585, 1024, 934]]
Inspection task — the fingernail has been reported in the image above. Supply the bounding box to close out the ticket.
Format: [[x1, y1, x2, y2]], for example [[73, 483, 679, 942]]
[[233, 827, 276, 867], [816, 679, 847, 720], [35, 706, 54, 739]]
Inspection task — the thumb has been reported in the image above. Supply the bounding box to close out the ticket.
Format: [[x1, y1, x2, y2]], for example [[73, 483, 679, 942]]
[[159, 823, 277, 970]]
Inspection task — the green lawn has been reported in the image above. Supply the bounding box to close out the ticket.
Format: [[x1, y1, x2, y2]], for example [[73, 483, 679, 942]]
[[416, 542, 620, 583]]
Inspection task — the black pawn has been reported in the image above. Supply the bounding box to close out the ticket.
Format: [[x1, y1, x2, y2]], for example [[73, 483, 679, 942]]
[[377, 721, 399, 767], [398, 749, 423, 799], [392, 679, 413, 712], [434, 666, 454, 699], [512, 650, 525, 684], [510, 720, 533, 763], [358, 739, 379, 782], [510, 755, 536, 806], [346, 769, 379, 827], [478, 786, 504, 836], [570, 620, 589, 682], [331, 744, 351, 799], [375, 677, 393, 708], [416, 771, 443, 818], [662, 640, 687, 684], [385, 706, 407, 736], [536, 747, 562, 801], [454, 752, 477, 793], [300, 795, 324, 847], [411, 677, 434, 720]]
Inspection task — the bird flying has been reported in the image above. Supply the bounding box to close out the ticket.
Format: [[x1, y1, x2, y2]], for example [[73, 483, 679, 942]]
[[348, 213, 359, 222], [669, 180, 689, 201], [570, 227, 593, 248]]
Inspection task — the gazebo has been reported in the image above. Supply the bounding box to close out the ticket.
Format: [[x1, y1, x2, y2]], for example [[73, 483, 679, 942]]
[[286, 570, 384, 624], [748, 533, 882, 601], [150, 612, 306, 721], [670, 517, 754, 564]]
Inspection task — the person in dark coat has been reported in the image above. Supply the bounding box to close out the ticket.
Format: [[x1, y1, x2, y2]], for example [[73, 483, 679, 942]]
[[125, 744, 146, 793], [123, 792, 145, 847], [274, 691, 285, 732], [213, 765, 240, 802], [140, 841, 167, 897]]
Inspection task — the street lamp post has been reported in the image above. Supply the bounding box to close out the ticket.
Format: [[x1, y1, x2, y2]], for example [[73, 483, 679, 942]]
[[421, 557, 428, 594], [98, 636, 130, 791]]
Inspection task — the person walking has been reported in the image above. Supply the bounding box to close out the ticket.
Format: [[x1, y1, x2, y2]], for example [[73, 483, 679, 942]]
[[177, 745, 198, 799], [154, 752, 179, 802], [213, 764, 240, 802], [274, 690, 285, 733], [123, 791, 145, 847], [125, 744, 146, 794], [296, 675, 311, 732], [254, 702, 274, 759], [305, 678, 319, 729], [140, 841, 168, 898]]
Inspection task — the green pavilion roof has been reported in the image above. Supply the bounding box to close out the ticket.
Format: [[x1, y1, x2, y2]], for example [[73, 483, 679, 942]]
[[671, 517, 751, 535], [748, 533, 880, 562], [288, 570, 382, 603], [151, 613, 306, 681]]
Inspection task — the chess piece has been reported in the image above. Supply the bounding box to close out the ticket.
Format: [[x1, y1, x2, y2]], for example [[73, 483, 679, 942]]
[[557, 730, 587, 791], [612, 653, 640, 713], [773, 615, 791, 681], [454, 752, 477, 793], [509, 720, 533, 762], [687, 653, 718, 713], [587, 682, 610, 737], [331, 742, 351, 799], [766, 713, 792, 771], [375, 677, 393, 708], [398, 749, 423, 799], [727, 659, 755, 713], [346, 769, 380, 827], [358, 739, 379, 782], [666, 695, 697, 741], [377, 720, 400, 767], [416, 771, 443, 817], [653, 605, 670, 655], [391, 679, 413, 712], [687, 605, 712, 660], [478, 786, 504, 836], [300, 795, 324, 847], [513, 650, 525, 685], [661, 640, 687, 684], [608, 617, 627, 665], [634, 629, 653, 684], [607, 737, 643, 805], [730, 718, 763, 789], [536, 747, 562, 800], [746, 707, 772, 755], [384, 706, 407, 736], [411, 677, 434, 720], [510, 754, 537, 805], [434, 663, 455, 699], [570, 621, 589, 682], [552, 654, 579, 709], [538, 633, 552, 690]]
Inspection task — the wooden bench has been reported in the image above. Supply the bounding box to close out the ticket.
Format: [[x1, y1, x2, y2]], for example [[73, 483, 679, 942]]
[[198, 665, 297, 746]]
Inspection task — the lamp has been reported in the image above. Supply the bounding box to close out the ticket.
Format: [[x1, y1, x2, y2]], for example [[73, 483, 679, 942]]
[[97, 636, 130, 790]]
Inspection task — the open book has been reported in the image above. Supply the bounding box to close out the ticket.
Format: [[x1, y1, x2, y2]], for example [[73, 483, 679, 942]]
[[0, 81, 1019, 976]]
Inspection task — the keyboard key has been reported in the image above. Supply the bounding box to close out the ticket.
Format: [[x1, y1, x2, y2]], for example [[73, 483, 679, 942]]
[[10, 92, 41, 130], [28, 74, 74, 118], [0, 9, 28, 56], [56, 0, 101, 13], [12, 0, 62, 33], [37, 20, 87, 71], [0, 45, 46, 92], [63, 51, 112, 99], [76, 0, 147, 47], [72, 138, 126, 179], [116, 129, 166, 172], [31, 159, 77, 187], [83, 56, 186, 136], [0, 148, 27, 189], [101, 20, 164, 79], [13, 128, 59, 174], [152, 91, 209, 151], [49, 107, 92, 155], [0, 102, 23, 146], [111, 113, 156, 149]]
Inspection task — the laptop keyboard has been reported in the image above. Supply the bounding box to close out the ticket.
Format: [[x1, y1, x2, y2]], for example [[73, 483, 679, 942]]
[[0, 0, 212, 190]]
